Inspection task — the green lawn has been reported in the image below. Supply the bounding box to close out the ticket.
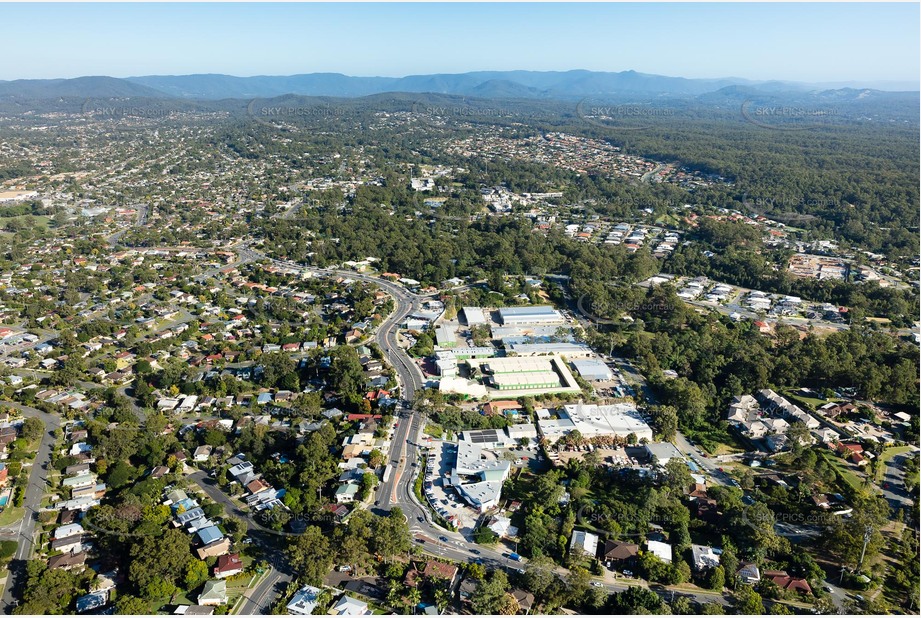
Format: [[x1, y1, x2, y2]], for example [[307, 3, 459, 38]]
[[0, 506, 24, 527], [681, 426, 746, 455], [820, 451, 865, 492], [1, 215, 51, 229], [782, 389, 833, 412]]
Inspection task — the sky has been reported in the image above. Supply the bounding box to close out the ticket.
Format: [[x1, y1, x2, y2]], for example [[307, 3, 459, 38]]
[[0, 2, 918, 86]]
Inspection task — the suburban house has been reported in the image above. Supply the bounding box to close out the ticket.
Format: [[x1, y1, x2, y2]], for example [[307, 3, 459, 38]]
[[328, 594, 370, 615], [737, 562, 761, 585], [691, 544, 721, 571], [48, 550, 87, 571], [764, 570, 813, 595], [214, 553, 244, 578], [197, 537, 232, 560], [646, 540, 673, 564], [510, 589, 535, 614], [422, 561, 459, 587], [570, 530, 600, 559], [286, 585, 323, 615], [602, 540, 639, 567], [50, 534, 83, 554], [198, 580, 228, 606]]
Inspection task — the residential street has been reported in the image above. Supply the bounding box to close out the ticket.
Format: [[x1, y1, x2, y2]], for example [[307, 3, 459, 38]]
[[0, 402, 62, 614]]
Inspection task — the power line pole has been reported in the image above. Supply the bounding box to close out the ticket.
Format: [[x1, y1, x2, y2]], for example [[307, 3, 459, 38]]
[[858, 524, 873, 570]]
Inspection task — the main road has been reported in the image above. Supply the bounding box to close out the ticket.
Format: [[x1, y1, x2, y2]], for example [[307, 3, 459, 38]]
[[0, 402, 62, 614]]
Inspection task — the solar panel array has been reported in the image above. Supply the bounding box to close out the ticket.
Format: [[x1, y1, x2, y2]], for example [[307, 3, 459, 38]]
[[467, 429, 501, 444]]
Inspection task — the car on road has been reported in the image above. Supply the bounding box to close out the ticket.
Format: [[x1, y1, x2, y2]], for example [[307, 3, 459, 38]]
[[415, 538, 425, 544], [823, 585, 834, 594], [439, 536, 449, 542], [417, 516, 425, 522], [470, 549, 481, 555], [591, 581, 604, 588], [622, 570, 633, 577]]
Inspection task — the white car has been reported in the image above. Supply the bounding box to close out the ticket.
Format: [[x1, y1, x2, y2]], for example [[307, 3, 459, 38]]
[[591, 581, 604, 588]]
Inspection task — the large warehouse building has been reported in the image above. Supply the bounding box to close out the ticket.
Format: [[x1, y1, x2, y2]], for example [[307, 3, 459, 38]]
[[435, 325, 457, 348], [570, 358, 614, 382], [461, 307, 488, 326], [538, 403, 654, 442], [497, 305, 565, 326], [482, 357, 554, 374], [490, 372, 561, 391]]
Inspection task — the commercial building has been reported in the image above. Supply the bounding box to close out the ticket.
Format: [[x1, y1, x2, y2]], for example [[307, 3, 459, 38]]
[[490, 372, 561, 391], [460, 424, 538, 448], [482, 357, 554, 374], [497, 306, 564, 326], [537, 403, 653, 442], [644, 442, 684, 466], [435, 325, 457, 348], [462, 307, 488, 326], [506, 342, 594, 358], [435, 347, 498, 361], [435, 357, 458, 377], [449, 441, 511, 512], [570, 358, 614, 382]]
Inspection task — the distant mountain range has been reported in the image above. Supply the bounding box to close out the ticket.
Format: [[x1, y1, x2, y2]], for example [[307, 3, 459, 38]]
[[0, 69, 917, 101]]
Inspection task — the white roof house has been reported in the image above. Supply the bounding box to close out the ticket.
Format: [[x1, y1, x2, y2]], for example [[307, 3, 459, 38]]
[[328, 595, 370, 616], [647, 540, 673, 564], [287, 585, 323, 615], [691, 544, 721, 571], [570, 530, 600, 559], [54, 523, 85, 540]]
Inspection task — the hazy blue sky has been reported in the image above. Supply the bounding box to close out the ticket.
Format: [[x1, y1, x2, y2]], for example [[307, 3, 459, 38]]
[[1, 3, 917, 85]]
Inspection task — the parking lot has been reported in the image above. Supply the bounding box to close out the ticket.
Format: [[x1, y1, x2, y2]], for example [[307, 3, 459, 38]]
[[422, 440, 479, 533]]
